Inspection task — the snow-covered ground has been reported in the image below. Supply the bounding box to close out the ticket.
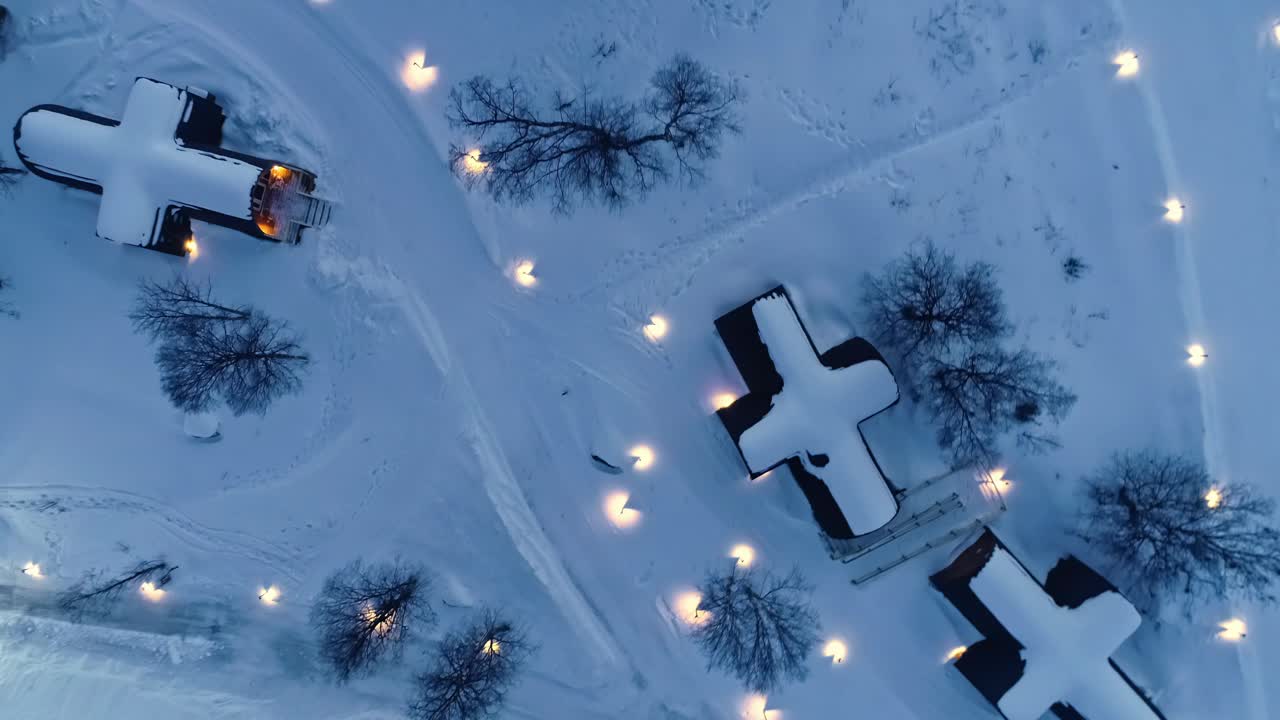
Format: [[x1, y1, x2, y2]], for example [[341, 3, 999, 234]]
[[1, 0, 1274, 717]]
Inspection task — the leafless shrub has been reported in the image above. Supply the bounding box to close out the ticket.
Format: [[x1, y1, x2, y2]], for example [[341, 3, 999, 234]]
[[408, 610, 533, 720]]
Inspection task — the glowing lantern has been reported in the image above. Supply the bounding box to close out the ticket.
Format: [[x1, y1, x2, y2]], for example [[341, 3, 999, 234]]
[[1187, 344, 1208, 367], [364, 605, 396, 635], [258, 585, 281, 605], [1114, 50, 1140, 77], [675, 591, 708, 627], [513, 260, 537, 288], [1205, 487, 1223, 509], [605, 491, 642, 529], [742, 694, 778, 719], [945, 645, 968, 662], [139, 581, 166, 601], [184, 237, 199, 259], [401, 51, 439, 92], [1218, 618, 1247, 641], [482, 639, 501, 655], [21, 562, 42, 578], [823, 638, 848, 664], [643, 315, 669, 342], [629, 444, 655, 471], [730, 544, 756, 568], [711, 392, 738, 411], [1164, 198, 1185, 223], [462, 149, 489, 175]]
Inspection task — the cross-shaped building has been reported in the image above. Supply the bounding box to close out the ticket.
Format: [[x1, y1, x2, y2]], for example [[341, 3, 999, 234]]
[[12, 76, 328, 256], [931, 529, 1167, 720], [714, 286, 901, 539]]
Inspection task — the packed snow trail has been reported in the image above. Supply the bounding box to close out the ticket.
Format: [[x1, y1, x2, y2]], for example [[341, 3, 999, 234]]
[[1107, 2, 1278, 718]]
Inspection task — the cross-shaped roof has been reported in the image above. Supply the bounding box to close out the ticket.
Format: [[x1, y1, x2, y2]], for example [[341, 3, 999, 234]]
[[715, 287, 901, 537]]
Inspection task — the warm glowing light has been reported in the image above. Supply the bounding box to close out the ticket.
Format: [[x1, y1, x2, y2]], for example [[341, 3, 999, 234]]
[[364, 605, 396, 635], [482, 639, 501, 655], [643, 315, 669, 341], [258, 585, 281, 605], [605, 491, 642, 529], [184, 237, 199, 259], [730, 544, 756, 567], [675, 591, 708, 627], [401, 51, 439, 92], [823, 638, 848, 664], [1164, 198, 1185, 223], [139, 582, 166, 601], [1114, 50, 1140, 77], [1204, 487, 1223, 509], [513, 260, 537, 288], [269, 165, 292, 182], [711, 392, 738, 410], [1219, 618, 1248, 641], [945, 645, 968, 662], [986, 467, 1011, 491], [257, 218, 277, 237], [741, 694, 779, 719], [1187, 343, 1208, 367], [21, 562, 42, 578], [1272, 23, 1280, 45], [629, 444, 655, 471], [462, 149, 488, 174]]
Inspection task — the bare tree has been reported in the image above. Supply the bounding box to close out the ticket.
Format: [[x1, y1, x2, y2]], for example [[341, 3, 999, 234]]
[[923, 347, 1076, 467], [408, 610, 533, 720], [861, 240, 1007, 368], [0, 6, 11, 63], [0, 154, 23, 194], [862, 242, 1075, 467], [130, 277, 309, 415], [311, 559, 433, 682], [58, 559, 176, 621], [1080, 451, 1280, 610], [448, 54, 741, 213], [690, 565, 820, 693]]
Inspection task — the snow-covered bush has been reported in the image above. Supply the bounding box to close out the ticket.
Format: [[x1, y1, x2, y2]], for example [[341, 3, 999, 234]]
[[690, 565, 819, 693], [862, 241, 1075, 467], [310, 559, 433, 683], [407, 610, 532, 720], [1080, 451, 1280, 610], [447, 54, 741, 214], [130, 277, 309, 416]]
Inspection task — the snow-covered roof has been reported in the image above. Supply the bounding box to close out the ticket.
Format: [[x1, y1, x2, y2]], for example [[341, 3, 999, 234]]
[[932, 530, 1166, 720], [716, 288, 900, 537], [13, 78, 264, 249]]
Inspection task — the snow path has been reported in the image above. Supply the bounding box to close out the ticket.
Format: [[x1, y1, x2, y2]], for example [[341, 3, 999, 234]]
[[123, 0, 633, 679], [0, 484, 302, 582], [1106, 2, 1275, 718], [576, 22, 1120, 309]]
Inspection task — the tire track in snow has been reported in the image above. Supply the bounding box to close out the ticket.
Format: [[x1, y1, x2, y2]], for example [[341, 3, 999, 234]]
[[1102, 2, 1260, 718], [573, 24, 1117, 310], [0, 485, 302, 583]]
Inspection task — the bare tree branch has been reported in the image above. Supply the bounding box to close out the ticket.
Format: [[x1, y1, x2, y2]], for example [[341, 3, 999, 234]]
[[57, 559, 176, 621], [131, 277, 309, 415], [311, 559, 433, 683], [408, 610, 533, 720], [691, 565, 820, 693], [1079, 451, 1280, 611], [448, 54, 740, 213]]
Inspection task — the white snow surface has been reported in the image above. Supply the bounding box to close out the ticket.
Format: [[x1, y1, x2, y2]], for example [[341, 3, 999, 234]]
[[1, 0, 1275, 717], [14, 77, 260, 247], [969, 547, 1157, 720], [738, 291, 899, 535]]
